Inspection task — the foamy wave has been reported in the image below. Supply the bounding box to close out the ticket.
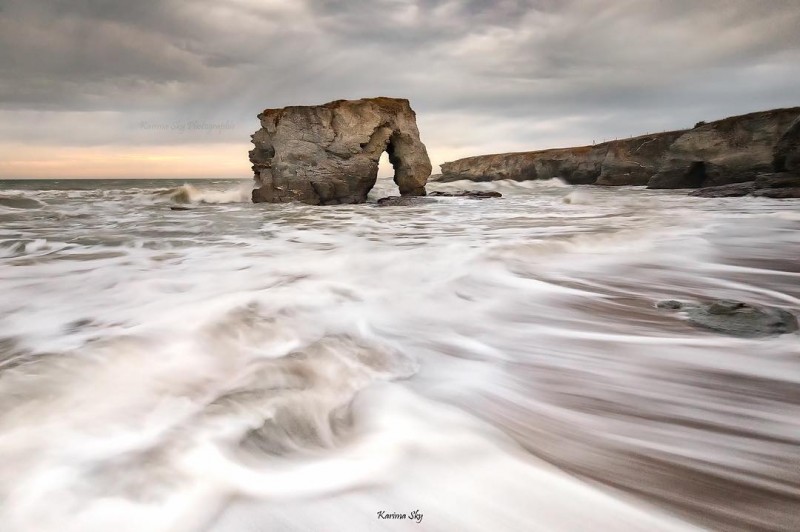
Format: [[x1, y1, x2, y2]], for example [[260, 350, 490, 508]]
[[2, 177, 799, 532], [157, 182, 253, 204], [768, 211, 800, 221], [561, 190, 594, 204]]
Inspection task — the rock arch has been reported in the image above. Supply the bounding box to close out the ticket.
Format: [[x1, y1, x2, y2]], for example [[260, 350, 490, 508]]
[[249, 97, 432, 205]]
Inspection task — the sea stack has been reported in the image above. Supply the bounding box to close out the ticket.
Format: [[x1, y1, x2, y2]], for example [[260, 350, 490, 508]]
[[249, 97, 432, 205]]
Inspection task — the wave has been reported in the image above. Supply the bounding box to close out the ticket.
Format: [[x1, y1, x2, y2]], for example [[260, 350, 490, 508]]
[[561, 190, 594, 204], [2, 178, 799, 531], [0, 195, 44, 210], [156, 182, 253, 204]]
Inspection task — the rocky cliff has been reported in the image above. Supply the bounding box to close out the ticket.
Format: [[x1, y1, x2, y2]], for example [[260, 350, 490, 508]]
[[773, 115, 800, 174], [437, 107, 800, 189], [250, 97, 431, 205]]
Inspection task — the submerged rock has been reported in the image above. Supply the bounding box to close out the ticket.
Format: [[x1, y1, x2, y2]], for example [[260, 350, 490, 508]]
[[428, 190, 502, 198], [376, 196, 437, 207], [752, 187, 800, 198], [657, 299, 798, 337], [376, 190, 502, 207], [249, 97, 432, 205], [655, 300, 684, 310], [688, 182, 755, 198]]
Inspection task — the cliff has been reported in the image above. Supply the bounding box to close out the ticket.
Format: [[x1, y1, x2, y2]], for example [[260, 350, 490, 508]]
[[437, 107, 800, 189], [249, 97, 431, 205], [773, 115, 800, 174]]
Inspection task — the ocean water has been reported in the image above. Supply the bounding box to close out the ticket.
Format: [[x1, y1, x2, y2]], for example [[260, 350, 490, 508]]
[[0, 178, 798, 532]]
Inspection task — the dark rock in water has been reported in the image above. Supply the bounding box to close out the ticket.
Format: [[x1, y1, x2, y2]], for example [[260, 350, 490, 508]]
[[686, 302, 798, 337], [689, 172, 800, 198], [689, 182, 755, 198], [754, 172, 800, 189], [169, 205, 194, 211], [752, 187, 800, 198], [658, 298, 798, 337], [249, 97, 431, 205], [751, 172, 800, 198], [428, 190, 502, 198], [375, 196, 436, 207], [376, 190, 501, 206]]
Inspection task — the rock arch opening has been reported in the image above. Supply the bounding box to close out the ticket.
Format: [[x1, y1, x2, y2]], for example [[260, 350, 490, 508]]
[[377, 151, 393, 180]]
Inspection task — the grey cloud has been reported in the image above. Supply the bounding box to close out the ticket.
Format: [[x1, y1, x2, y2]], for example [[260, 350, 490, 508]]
[[0, 0, 798, 169]]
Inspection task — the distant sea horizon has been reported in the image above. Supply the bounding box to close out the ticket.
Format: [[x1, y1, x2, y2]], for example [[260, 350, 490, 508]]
[[0, 177, 248, 180]]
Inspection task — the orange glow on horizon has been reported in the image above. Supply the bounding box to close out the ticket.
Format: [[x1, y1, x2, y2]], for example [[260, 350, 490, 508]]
[[0, 142, 459, 179], [0, 143, 252, 179]]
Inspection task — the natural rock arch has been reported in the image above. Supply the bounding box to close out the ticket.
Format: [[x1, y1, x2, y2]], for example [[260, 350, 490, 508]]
[[249, 97, 432, 205]]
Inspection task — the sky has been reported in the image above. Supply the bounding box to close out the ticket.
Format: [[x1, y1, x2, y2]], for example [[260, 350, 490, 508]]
[[0, 0, 799, 179]]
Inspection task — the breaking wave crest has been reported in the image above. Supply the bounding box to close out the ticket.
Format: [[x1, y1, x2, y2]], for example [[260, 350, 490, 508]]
[[0, 195, 44, 210], [157, 182, 253, 204]]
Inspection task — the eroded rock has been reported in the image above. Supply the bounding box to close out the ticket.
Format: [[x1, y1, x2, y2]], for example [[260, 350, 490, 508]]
[[249, 97, 432, 205]]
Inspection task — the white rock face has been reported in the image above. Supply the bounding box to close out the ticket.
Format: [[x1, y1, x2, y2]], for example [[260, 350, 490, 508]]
[[249, 97, 432, 205]]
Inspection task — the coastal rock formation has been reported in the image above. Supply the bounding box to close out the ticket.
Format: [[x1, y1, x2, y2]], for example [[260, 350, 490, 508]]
[[437, 132, 683, 186], [437, 107, 800, 189], [595, 132, 684, 186], [648, 109, 799, 188], [438, 145, 609, 185], [249, 97, 431, 205]]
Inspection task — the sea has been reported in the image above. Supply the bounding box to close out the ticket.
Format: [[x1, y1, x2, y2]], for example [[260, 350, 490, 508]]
[[0, 177, 798, 532]]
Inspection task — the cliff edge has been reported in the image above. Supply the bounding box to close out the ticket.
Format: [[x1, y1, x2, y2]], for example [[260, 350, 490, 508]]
[[437, 107, 800, 189]]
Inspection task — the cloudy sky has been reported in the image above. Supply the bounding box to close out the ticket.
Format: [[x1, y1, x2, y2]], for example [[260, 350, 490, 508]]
[[1, 0, 799, 179]]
